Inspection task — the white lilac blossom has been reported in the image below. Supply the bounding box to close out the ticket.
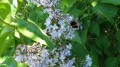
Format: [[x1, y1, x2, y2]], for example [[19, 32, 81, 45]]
[[46, 8, 77, 39], [44, 10, 76, 39], [26, 0, 83, 39], [14, 43, 75, 67], [83, 54, 93, 67]]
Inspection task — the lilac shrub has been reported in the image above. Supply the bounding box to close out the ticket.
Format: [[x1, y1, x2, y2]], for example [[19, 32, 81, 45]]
[[14, 0, 92, 67]]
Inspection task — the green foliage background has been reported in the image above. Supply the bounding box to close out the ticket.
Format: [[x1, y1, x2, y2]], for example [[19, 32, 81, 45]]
[[0, 0, 120, 67]]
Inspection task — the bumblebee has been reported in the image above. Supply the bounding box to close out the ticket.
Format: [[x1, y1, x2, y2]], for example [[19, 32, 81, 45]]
[[70, 21, 82, 30]]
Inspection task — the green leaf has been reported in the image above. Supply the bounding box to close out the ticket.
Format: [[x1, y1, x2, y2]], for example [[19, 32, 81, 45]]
[[81, 29, 88, 45], [95, 36, 110, 51], [0, 3, 11, 20], [0, 26, 14, 56], [105, 57, 119, 67], [29, 7, 48, 24], [90, 44, 102, 55], [116, 31, 120, 53], [70, 31, 87, 59], [16, 19, 55, 50], [116, 30, 120, 44], [0, 32, 10, 46], [0, 2, 11, 23], [4, 46, 16, 56], [17, 0, 26, 12], [101, 0, 120, 5], [29, 11, 39, 23], [89, 22, 100, 37], [1, 57, 17, 67], [102, 36, 110, 49], [20, 34, 34, 45], [71, 41, 87, 59], [10, 0, 18, 18], [95, 38, 103, 50], [90, 52, 99, 67], [0, 64, 7, 67], [0, 39, 14, 56], [61, 0, 77, 13], [72, 31, 82, 44], [69, 9, 80, 18], [17, 63, 28, 67], [0, 26, 13, 46], [0, 56, 28, 67], [0, 26, 13, 35], [93, 4, 118, 20]]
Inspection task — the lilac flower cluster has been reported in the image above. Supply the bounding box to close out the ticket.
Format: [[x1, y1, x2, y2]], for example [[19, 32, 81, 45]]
[[27, 0, 76, 39], [43, 5, 76, 39], [14, 43, 75, 67]]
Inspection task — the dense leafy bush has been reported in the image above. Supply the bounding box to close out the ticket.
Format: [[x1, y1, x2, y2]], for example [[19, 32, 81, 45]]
[[0, 0, 120, 67]]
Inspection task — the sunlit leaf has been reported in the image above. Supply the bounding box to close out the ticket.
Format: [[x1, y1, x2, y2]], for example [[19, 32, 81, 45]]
[[10, 0, 18, 18], [0, 26, 14, 56], [0, 2, 11, 23], [17, 63, 28, 67], [0, 26, 13, 35], [0, 32, 10, 46], [1, 57, 17, 67], [16, 19, 55, 50], [0, 39, 14, 56]]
